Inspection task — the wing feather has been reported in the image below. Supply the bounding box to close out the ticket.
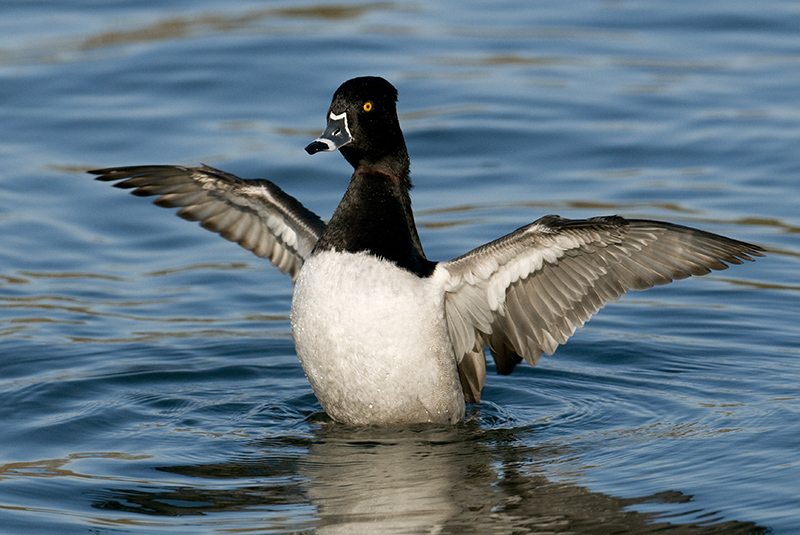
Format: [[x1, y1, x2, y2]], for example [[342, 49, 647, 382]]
[[90, 165, 325, 281], [440, 215, 764, 401]]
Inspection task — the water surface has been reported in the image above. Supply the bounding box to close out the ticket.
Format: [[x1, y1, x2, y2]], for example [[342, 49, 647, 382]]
[[1, 1, 799, 533]]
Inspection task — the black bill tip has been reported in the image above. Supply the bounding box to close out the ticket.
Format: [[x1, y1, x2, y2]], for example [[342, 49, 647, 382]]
[[305, 140, 330, 155]]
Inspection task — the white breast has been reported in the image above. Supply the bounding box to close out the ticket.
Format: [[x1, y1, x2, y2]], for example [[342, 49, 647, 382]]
[[290, 250, 464, 425]]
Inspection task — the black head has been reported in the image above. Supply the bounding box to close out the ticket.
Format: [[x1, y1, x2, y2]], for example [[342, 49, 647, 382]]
[[306, 77, 409, 176]]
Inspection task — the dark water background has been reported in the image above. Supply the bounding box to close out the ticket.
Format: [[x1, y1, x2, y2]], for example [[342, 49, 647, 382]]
[[1, 1, 799, 533]]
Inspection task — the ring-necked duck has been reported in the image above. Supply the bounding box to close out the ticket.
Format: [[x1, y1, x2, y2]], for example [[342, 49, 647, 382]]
[[91, 76, 763, 426]]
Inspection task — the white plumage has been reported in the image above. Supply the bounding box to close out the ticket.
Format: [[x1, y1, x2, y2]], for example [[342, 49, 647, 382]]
[[292, 251, 464, 425]]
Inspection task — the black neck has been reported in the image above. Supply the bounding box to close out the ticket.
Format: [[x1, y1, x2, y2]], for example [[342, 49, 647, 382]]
[[314, 167, 435, 277], [340, 134, 411, 183]]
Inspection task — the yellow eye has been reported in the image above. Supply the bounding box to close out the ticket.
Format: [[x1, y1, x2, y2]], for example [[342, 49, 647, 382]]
[[363, 101, 373, 112]]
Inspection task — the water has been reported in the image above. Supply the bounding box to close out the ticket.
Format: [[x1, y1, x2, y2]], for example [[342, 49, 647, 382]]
[[1, 0, 798, 532]]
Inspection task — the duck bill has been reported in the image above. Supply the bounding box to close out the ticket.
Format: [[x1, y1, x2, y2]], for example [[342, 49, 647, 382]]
[[305, 111, 353, 155]]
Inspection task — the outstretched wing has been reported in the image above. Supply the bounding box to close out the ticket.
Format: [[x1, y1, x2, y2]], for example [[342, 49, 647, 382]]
[[439, 215, 764, 402], [91, 165, 326, 282]]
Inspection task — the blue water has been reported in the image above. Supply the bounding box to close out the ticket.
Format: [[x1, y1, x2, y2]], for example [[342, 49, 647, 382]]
[[1, 0, 799, 533]]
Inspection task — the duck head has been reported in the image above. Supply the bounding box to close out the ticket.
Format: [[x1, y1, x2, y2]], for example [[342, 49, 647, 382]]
[[306, 77, 410, 177]]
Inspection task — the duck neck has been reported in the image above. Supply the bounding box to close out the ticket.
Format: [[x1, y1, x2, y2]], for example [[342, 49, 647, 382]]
[[314, 165, 434, 277], [340, 133, 412, 184]]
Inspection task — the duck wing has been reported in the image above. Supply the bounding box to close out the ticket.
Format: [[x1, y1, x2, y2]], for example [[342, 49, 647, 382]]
[[439, 215, 764, 402], [90, 165, 325, 282]]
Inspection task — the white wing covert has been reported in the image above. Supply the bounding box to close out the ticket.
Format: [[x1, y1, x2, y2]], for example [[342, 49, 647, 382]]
[[91, 165, 326, 282], [439, 215, 764, 402]]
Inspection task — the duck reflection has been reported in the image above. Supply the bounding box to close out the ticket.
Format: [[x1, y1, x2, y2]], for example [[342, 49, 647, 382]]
[[93, 422, 766, 533]]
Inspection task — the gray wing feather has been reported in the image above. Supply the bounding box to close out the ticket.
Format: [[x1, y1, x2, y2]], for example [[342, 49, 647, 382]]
[[440, 215, 764, 400], [90, 165, 325, 282]]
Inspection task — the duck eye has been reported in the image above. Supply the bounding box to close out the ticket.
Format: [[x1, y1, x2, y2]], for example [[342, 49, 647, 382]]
[[362, 101, 373, 112]]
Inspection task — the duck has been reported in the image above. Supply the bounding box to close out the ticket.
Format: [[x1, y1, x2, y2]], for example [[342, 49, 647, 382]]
[[90, 76, 764, 426]]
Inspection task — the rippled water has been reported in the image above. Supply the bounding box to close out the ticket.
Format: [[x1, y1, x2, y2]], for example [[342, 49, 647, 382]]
[[2, 1, 799, 533]]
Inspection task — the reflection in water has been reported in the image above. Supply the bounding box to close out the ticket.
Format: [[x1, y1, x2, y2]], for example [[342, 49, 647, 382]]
[[93, 424, 766, 534], [1, 3, 403, 68]]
